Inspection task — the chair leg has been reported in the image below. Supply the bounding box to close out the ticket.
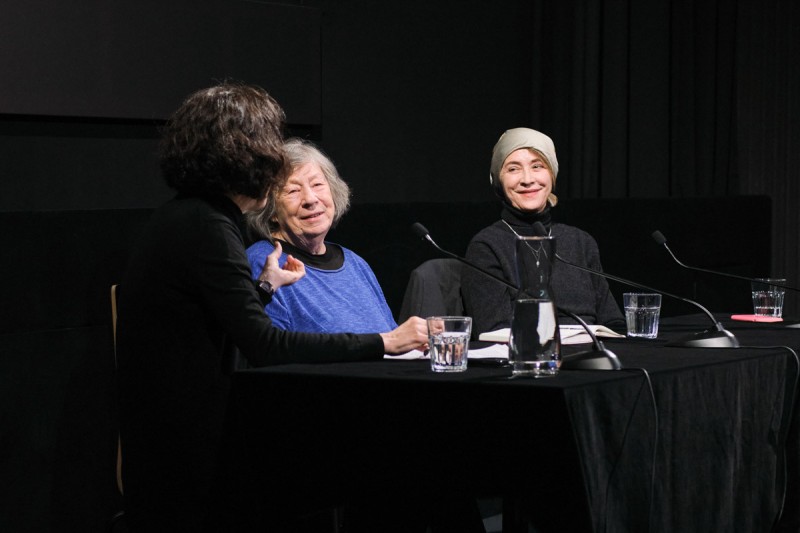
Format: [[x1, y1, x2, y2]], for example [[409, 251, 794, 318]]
[[116, 436, 123, 495]]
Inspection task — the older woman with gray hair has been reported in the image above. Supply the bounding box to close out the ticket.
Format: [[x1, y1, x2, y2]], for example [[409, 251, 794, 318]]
[[462, 127, 623, 337], [246, 137, 397, 334]]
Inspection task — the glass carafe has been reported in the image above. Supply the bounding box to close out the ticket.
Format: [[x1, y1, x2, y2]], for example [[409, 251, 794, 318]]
[[508, 235, 561, 376]]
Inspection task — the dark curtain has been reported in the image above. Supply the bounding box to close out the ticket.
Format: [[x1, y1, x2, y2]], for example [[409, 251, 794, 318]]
[[527, 0, 800, 315], [736, 0, 800, 317]]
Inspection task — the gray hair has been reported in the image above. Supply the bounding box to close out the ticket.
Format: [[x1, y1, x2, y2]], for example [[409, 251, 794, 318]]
[[247, 137, 351, 240]]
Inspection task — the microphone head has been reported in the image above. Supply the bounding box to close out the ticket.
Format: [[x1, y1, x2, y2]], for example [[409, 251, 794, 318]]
[[411, 222, 430, 240], [532, 222, 548, 237], [651, 230, 667, 245]]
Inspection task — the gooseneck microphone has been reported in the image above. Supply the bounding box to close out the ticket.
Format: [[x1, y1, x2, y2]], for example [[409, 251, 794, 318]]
[[411, 222, 512, 291], [529, 222, 739, 348], [411, 222, 622, 370], [558, 311, 622, 370], [652, 230, 800, 292]]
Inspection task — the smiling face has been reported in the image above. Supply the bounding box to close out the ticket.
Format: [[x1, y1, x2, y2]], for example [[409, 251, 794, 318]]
[[273, 162, 335, 254], [498, 148, 553, 213]]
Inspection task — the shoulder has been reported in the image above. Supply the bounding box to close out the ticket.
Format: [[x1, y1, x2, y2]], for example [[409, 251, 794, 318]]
[[466, 221, 514, 266], [338, 246, 378, 276], [553, 223, 598, 243], [161, 196, 231, 221], [552, 223, 601, 257], [151, 197, 239, 246], [469, 220, 508, 244], [338, 244, 366, 263], [246, 239, 276, 258]]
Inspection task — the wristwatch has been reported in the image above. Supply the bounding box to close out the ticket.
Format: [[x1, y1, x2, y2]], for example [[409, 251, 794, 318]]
[[257, 279, 275, 297]]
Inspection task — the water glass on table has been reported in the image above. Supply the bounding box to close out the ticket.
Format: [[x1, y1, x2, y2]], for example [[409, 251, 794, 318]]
[[624, 293, 662, 339], [427, 316, 471, 372], [751, 278, 786, 318]]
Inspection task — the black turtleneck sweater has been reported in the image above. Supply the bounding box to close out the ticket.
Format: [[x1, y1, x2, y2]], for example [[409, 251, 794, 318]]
[[462, 205, 624, 337]]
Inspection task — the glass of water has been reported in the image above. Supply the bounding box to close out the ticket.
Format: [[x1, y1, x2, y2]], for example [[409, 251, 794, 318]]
[[624, 293, 662, 339], [426, 316, 471, 372], [751, 278, 786, 317]]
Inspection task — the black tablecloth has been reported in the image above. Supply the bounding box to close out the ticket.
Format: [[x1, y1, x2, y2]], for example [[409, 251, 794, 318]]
[[225, 316, 800, 532]]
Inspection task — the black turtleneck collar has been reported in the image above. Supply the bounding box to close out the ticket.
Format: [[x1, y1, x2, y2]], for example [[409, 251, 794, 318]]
[[274, 239, 344, 270], [500, 203, 553, 236]]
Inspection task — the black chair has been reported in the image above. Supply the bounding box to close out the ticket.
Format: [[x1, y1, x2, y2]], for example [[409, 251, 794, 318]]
[[398, 258, 465, 321]]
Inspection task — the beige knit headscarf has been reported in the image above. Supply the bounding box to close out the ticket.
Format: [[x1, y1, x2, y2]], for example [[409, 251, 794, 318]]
[[489, 127, 559, 207]]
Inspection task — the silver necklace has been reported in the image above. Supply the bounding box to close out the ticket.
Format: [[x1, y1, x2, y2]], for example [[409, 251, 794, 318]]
[[502, 220, 551, 267]]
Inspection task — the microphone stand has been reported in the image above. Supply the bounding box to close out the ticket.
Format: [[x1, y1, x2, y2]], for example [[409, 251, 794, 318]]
[[558, 309, 622, 370], [411, 223, 622, 369], [652, 230, 800, 292], [521, 221, 738, 348], [553, 252, 739, 348]]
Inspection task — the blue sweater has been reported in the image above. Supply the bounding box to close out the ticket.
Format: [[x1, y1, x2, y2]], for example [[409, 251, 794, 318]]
[[246, 240, 397, 334]]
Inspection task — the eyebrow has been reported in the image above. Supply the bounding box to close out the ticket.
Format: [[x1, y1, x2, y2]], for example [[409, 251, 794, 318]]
[[281, 180, 301, 190], [504, 155, 543, 167]]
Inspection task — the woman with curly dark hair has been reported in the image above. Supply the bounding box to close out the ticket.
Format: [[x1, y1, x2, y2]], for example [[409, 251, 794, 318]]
[[116, 83, 427, 532], [159, 83, 287, 199]]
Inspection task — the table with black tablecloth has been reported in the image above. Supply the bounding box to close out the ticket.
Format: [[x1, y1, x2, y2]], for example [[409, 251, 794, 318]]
[[224, 317, 800, 532]]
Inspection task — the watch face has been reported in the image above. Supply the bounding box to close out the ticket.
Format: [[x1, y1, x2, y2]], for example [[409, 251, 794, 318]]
[[259, 280, 274, 295]]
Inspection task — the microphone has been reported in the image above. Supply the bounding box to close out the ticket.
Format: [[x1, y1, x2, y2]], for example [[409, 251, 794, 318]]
[[411, 222, 514, 292], [411, 222, 622, 370], [529, 222, 739, 348], [652, 230, 800, 292]]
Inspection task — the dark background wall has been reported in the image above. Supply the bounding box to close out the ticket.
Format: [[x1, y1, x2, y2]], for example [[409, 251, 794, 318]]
[[1, 0, 798, 531], [2, 0, 797, 273]]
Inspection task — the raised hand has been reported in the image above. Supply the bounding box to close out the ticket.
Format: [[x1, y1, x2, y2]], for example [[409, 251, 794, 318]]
[[258, 241, 306, 289]]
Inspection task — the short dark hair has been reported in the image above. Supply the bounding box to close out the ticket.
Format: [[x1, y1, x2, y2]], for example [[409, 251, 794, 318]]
[[160, 82, 286, 198]]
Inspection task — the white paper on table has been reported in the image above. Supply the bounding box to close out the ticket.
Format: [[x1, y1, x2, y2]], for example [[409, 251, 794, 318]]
[[478, 324, 624, 345], [384, 349, 427, 360], [467, 343, 509, 359], [382, 343, 510, 360]]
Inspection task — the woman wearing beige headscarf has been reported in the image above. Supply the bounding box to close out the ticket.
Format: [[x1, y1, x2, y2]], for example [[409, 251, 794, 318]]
[[461, 127, 623, 337]]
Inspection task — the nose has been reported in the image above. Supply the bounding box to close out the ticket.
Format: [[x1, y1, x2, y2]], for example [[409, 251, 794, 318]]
[[519, 167, 535, 185], [299, 184, 318, 206]]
